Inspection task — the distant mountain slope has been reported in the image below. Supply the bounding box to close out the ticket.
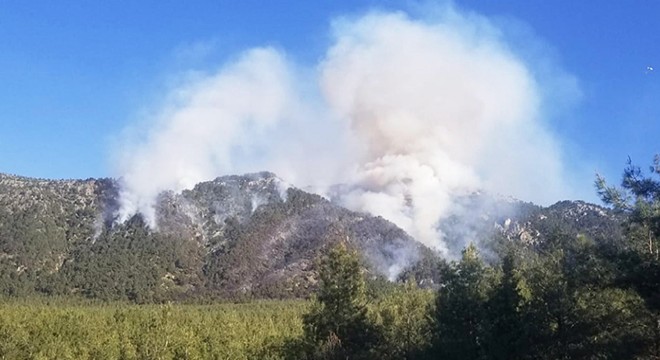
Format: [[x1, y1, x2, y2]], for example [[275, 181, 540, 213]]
[[440, 193, 625, 254], [0, 172, 624, 301], [0, 172, 434, 300], [151, 172, 431, 298], [0, 174, 115, 277]]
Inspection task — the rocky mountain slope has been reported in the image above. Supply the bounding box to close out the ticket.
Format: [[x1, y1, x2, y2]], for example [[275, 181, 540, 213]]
[[441, 193, 624, 253], [0, 172, 623, 301], [0, 172, 433, 300]]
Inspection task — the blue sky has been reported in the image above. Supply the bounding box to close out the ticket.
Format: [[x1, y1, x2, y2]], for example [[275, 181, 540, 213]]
[[0, 1, 658, 201]]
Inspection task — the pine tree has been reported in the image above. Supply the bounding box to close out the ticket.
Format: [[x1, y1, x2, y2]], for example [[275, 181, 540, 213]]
[[596, 155, 660, 257], [434, 244, 493, 360], [485, 250, 526, 360], [596, 155, 660, 357], [300, 242, 380, 359]]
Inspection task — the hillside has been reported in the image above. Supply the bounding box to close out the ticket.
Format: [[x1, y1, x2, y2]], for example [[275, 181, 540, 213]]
[[0, 172, 435, 300], [0, 172, 623, 302]]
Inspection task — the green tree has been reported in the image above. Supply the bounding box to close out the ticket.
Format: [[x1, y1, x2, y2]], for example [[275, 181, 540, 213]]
[[596, 155, 660, 356], [523, 233, 586, 359], [298, 242, 380, 359], [596, 155, 660, 256], [522, 232, 651, 359], [485, 249, 526, 360], [372, 280, 434, 359], [433, 244, 493, 360]]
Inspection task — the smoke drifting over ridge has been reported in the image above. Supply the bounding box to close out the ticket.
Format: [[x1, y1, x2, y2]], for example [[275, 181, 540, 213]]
[[115, 9, 578, 255]]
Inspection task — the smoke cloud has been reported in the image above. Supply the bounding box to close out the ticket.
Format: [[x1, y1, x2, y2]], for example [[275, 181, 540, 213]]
[[115, 48, 298, 227], [115, 8, 579, 255]]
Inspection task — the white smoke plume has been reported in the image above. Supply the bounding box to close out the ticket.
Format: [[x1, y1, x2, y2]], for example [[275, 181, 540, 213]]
[[115, 48, 299, 227], [114, 8, 578, 255]]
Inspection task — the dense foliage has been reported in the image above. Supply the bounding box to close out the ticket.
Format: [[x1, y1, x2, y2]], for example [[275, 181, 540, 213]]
[[291, 243, 383, 359], [0, 300, 308, 359]]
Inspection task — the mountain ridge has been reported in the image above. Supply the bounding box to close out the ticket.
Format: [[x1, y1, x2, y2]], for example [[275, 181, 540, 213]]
[[0, 171, 621, 301]]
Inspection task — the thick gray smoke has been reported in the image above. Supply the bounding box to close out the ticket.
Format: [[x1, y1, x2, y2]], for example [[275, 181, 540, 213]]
[[115, 9, 578, 256]]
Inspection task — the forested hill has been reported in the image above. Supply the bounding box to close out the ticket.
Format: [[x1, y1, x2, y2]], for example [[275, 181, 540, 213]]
[[0, 172, 622, 302]]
